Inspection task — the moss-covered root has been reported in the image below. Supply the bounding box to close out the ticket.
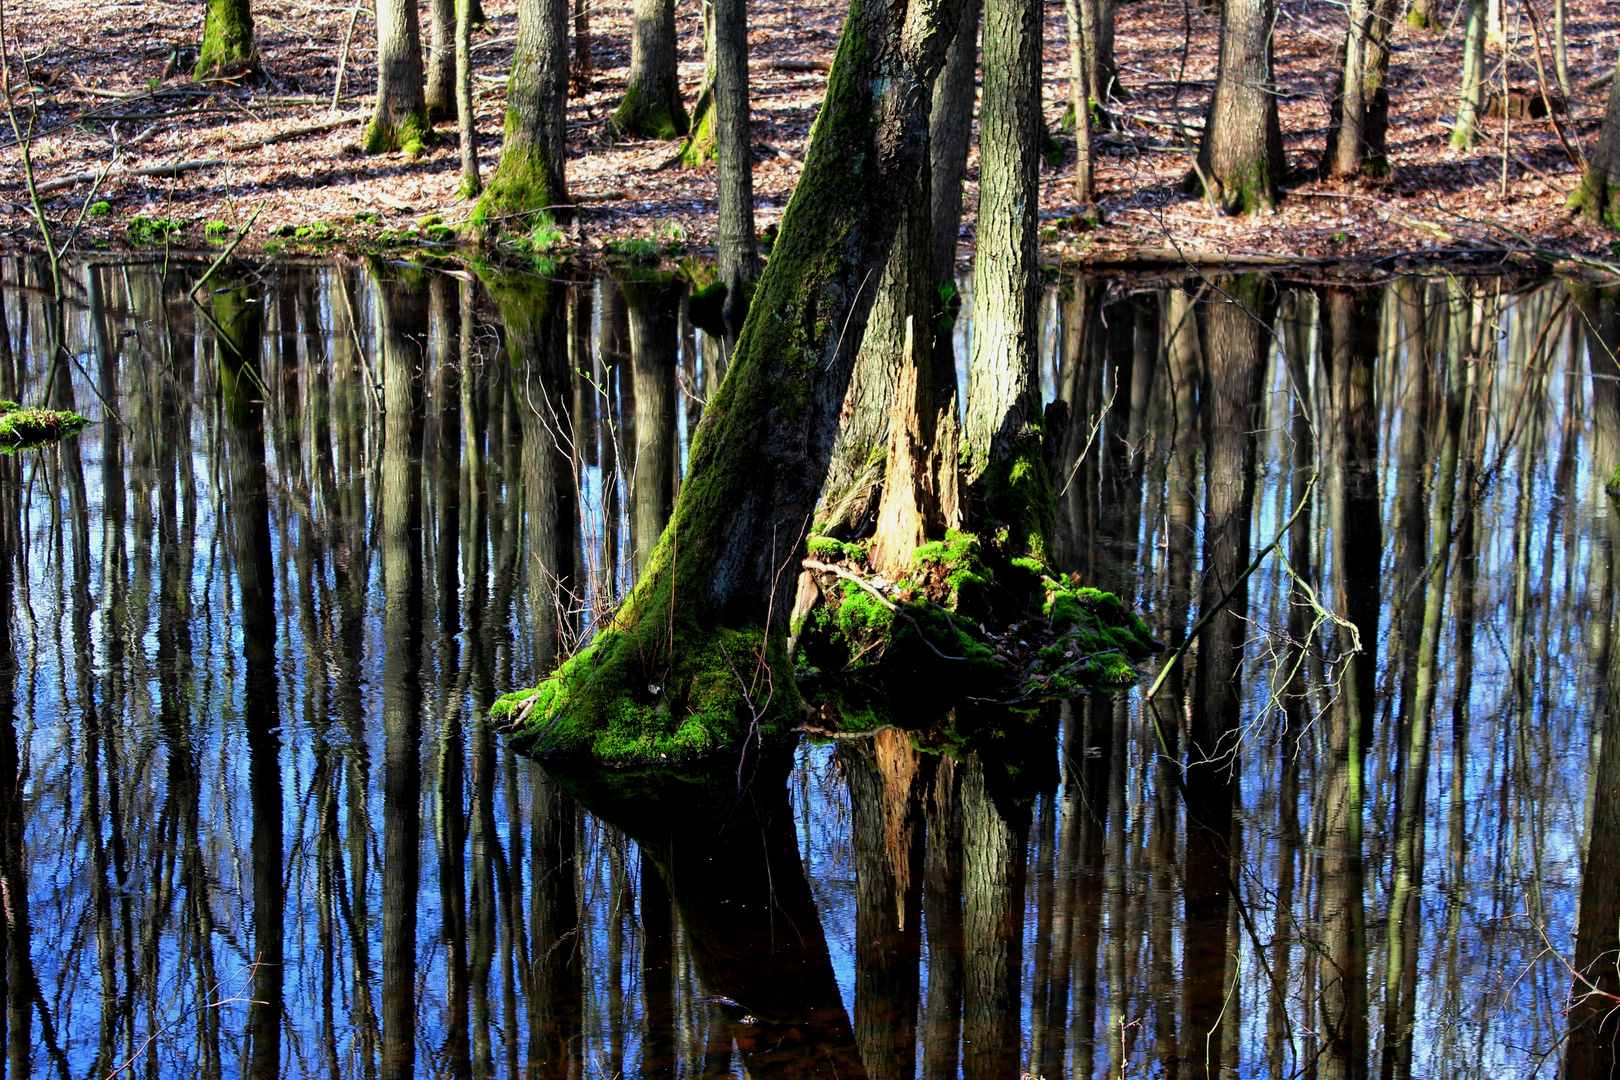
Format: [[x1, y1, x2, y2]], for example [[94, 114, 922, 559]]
[[674, 90, 718, 166], [472, 134, 571, 229], [979, 434, 1057, 562], [1569, 168, 1620, 231], [490, 620, 801, 766], [365, 105, 434, 157], [610, 83, 691, 141], [194, 0, 256, 78], [0, 401, 89, 451]]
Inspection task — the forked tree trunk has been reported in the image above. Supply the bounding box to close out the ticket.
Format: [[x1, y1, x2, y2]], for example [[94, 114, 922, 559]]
[[501, 0, 968, 762], [194, 0, 256, 78], [1323, 0, 1400, 177], [1570, 67, 1620, 229], [474, 0, 569, 220], [367, 0, 432, 153], [1452, 0, 1488, 148], [677, 5, 719, 165], [714, 0, 760, 305], [1190, 0, 1284, 213], [612, 0, 690, 139], [426, 0, 457, 119], [965, 0, 1047, 557]]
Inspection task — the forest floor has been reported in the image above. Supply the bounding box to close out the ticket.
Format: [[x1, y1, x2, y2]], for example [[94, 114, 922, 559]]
[[3, 0, 1619, 272]]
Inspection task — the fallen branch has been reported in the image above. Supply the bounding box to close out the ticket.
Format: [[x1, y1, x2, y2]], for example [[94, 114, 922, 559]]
[[224, 114, 362, 151], [765, 58, 830, 73], [33, 158, 223, 194]]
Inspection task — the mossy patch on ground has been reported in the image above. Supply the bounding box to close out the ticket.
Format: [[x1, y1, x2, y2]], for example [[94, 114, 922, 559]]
[[0, 401, 89, 450]]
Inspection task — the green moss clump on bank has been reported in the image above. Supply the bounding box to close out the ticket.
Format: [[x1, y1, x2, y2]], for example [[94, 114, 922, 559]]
[[807, 535, 865, 563], [0, 401, 89, 450]]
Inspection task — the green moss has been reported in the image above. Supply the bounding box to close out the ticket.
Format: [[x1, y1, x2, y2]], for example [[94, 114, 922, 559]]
[[127, 216, 184, 246], [1569, 168, 1620, 231], [605, 238, 663, 265], [87, 201, 111, 217], [913, 529, 994, 603], [0, 401, 89, 450], [364, 105, 433, 157], [610, 80, 691, 141], [194, 0, 255, 78], [473, 119, 570, 226], [980, 441, 1057, 562], [807, 535, 864, 562], [676, 89, 718, 166]]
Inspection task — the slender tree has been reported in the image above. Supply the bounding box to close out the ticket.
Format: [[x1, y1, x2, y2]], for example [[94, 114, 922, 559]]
[[676, 5, 720, 165], [1570, 68, 1620, 228], [474, 0, 569, 220], [1451, 0, 1487, 148], [1323, 0, 1401, 177], [1064, 0, 1094, 202], [929, 0, 981, 283], [427, 0, 457, 119], [194, 0, 256, 78], [611, 0, 690, 139], [367, 0, 432, 153], [714, 0, 760, 313], [456, 0, 481, 196], [1188, 0, 1284, 212], [572, 0, 593, 92]]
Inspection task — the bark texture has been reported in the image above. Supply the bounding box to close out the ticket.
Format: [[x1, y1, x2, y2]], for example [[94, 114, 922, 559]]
[[928, 0, 980, 284], [457, 0, 481, 196], [611, 0, 690, 139], [1190, 0, 1284, 212], [498, 0, 968, 763], [427, 0, 457, 119], [1570, 65, 1620, 229], [1322, 0, 1400, 177], [474, 0, 570, 221], [1452, 0, 1487, 147], [715, 0, 760, 305], [964, 0, 1048, 557], [367, 0, 431, 154], [194, 0, 257, 78]]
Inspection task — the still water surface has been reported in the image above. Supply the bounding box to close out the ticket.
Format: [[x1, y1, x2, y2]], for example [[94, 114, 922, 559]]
[[0, 258, 1614, 1079]]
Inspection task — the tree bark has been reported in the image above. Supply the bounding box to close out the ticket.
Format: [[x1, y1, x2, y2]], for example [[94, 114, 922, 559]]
[[929, 0, 980, 284], [1570, 66, 1620, 228], [427, 0, 457, 119], [1189, 0, 1284, 212], [1451, 0, 1487, 148], [571, 0, 593, 92], [715, 0, 760, 307], [964, 0, 1048, 556], [367, 0, 432, 153], [500, 0, 968, 762], [1065, 0, 1095, 202], [457, 0, 481, 196], [194, 0, 256, 78], [1323, 0, 1400, 177], [677, 4, 719, 165], [475, 0, 570, 220], [612, 0, 690, 139]]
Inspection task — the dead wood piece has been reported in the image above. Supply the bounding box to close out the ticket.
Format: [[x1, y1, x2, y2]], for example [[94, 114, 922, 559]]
[[224, 115, 364, 151], [765, 59, 831, 73], [34, 159, 224, 195]]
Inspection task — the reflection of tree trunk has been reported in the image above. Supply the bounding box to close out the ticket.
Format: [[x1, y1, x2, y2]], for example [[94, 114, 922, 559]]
[[921, 755, 963, 1080], [626, 279, 681, 575], [642, 853, 677, 1080], [528, 766, 582, 1079], [0, 397, 35, 1080], [378, 270, 427, 1080], [842, 731, 926, 1080], [1028, 789, 1057, 1079], [552, 751, 866, 1080], [961, 750, 1031, 1080], [1318, 287, 1378, 1080], [1566, 284, 1620, 1078], [1182, 276, 1272, 1080]]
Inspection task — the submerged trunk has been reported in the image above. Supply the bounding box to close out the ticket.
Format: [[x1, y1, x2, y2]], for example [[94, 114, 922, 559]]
[[475, 0, 570, 220], [964, 0, 1048, 555], [367, 0, 431, 153], [612, 0, 690, 139], [194, 0, 256, 78], [1190, 0, 1284, 212], [1570, 67, 1620, 229], [498, 0, 967, 762]]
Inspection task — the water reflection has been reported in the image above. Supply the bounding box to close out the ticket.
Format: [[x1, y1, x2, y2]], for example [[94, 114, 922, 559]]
[[0, 258, 1615, 1078]]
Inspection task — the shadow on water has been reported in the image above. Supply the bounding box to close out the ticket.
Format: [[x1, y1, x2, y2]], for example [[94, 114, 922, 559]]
[[0, 255, 1617, 1078]]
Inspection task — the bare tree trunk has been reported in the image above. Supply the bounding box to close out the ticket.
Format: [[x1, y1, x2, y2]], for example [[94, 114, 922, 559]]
[[1553, 0, 1570, 94], [457, 0, 481, 196], [1405, 0, 1438, 30], [1323, 0, 1400, 177], [1189, 0, 1284, 212], [929, 0, 980, 284], [612, 0, 690, 138], [475, 0, 569, 219], [194, 0, 256, 78], [368, 0, 431, 153], [677, 4, 718, 164], [571, 0, 593, 92], [1570, 66, 1620, 228], [427, 0, 457, 119], [714, 0, 760, 306], [1451, 0, 1488, 148], [1065, 0, 1095, 203]]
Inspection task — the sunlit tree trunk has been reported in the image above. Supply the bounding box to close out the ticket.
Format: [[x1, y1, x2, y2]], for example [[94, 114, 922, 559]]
[[611, 0, 690, 138], [1323, 0, 1400, 177], [714, 0, 760, 311], [368, 0, 431, 153], [929, 0, 980, 283], [427, 0, 457, 118], [1190, 0, 1283, 212], [195, 0, 256, 77], [457, 0, 481, 196], [1570, 71, 1620, 229], [476, 0, 569, 218], [1451, 0, 1487, 148]]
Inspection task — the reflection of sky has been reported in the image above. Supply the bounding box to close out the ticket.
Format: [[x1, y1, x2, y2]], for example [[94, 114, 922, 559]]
[[5, 264, 1610, 1077]]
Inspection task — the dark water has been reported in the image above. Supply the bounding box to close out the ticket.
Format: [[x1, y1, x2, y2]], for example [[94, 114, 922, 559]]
[[0, 258, 1615, 1080]]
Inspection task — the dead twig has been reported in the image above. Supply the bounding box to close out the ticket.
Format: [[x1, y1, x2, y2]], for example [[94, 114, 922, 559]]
[[34, 158, 224, 195]]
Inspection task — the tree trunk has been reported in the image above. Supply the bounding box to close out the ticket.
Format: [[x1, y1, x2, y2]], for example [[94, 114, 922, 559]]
[[1553, 0, 1570, 94], [715, 0, 760, 307], [499, 0, 968, 762], [1323, 0, 1400, 177], [457, 0, 481, 196], [571, 0, 593, 92], [475, 0, 569, 220], [1405, 0, 1438, 29], [929, 0, 980, 284], [1570, 66, 1620, 228], [922, 757, 964, 1080], [964, 0, 1048, 556], [194, 0, 256, 78], [427, 0, 457, 119], [1065, 0, 1095, 202], [677, 4, 719, 165], [612, 0, 690, 139], [1451, 0, 1487, 148], [1189, 0, 1284, 212], [367, 0, 431, 153], [960, 750, 1031, 1080]]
